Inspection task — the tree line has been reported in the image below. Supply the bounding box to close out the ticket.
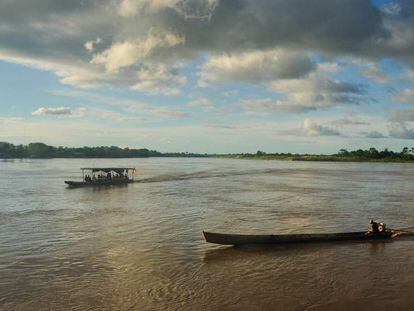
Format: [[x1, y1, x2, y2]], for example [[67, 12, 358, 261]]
[[0, 142, 208, 158], [1, 142, 414, 161], [231, 147, 414, 161]]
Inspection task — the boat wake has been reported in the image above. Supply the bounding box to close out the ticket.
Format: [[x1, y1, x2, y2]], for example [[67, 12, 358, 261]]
[[134, 168, 302, 184]]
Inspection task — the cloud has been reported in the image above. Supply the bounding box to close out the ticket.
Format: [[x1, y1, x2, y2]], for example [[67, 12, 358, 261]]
[[240, 77, 364, 113], [91, 30, 185, 73], [394, 88, 414, 104], [51, 89, 189, 118], [362, 131, 387, 138], [269, 76, 362, 94], [381, 2, 401, 16], [330, 117, 369, 126], [118, 0, 217, 19], [150, 109, 189, 118], [302, 118, 341, 136], [131, 63, 186, 95], [198, 49, 315, 86], [264, 74, 364, 112], [0, 117, 24, 123], [89, 108, 149, 122], [188, 97, 213, 107], [389, 122, 414, 139], [31, 103, 186, 122], [2, 0, 414, 104], [31, 107, 83, 116], [84, 37, 102, 53], [187, 97, 226, 113], [389, 109, 414, 122], [360, 63, 392, 84], [240, 98, 315, 113], [117, 0, 179, 16]]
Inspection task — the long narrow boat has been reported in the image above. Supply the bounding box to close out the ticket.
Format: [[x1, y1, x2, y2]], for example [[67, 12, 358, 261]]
[[203, 230, 393, 245]]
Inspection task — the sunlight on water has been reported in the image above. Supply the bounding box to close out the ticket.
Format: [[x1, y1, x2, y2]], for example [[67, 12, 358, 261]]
[[1, 158, 414, 310]]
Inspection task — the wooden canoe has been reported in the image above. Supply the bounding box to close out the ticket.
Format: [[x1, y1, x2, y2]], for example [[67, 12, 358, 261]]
[[203, 230, 393, 245]]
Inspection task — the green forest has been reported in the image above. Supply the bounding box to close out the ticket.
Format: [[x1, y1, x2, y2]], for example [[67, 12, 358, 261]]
[[226, 148, 414, 162], [0, 142, 207, 158], [1, 142, 414, 162]]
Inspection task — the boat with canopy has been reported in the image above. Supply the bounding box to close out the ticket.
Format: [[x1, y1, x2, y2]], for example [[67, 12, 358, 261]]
[[64, 167, 136, 187]]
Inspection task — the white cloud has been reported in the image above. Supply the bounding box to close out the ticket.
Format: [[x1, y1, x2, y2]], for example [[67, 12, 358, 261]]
[[2, 0, 414, 98], [131, 63, 187, 95], [0, 51, 109, 89], [270, 76, 361, 94], [91, 30, 185, 73], [389, 122, 414, 139], [268, 74, 363, 112], [394, 88, 414, 104], [50, 89, 189, 118], [84, 37, 102, 53], [198, 49, 315, 86], [240, 98, 311, 113], [89, 108, 149, 122], [118, 0, 217, 19], [360, 63, 391, 84], [239, 72, 364, 114], [302, 118, 341, 136], [317, 62, 340, 73], [389, 109, 414, 122], [330, 117, 369, 126], [381, 3, 401, 16], [188, 97, 213, 107], [119, 0, 178, 16], [362, 131, 387, 139], [0, 117, 24, 122], [32, 107, 85, 117]]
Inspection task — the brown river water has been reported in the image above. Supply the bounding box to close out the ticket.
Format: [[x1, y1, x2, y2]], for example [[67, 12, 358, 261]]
[[1, 158, 414, 310]]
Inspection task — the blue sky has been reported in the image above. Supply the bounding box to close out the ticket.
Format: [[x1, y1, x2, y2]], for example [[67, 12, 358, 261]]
[[1, 0, 414, 153]]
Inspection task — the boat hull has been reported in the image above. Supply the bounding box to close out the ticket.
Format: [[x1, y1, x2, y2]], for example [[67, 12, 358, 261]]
[[64, 179, 133, 187], [203, 230, 392, 245]]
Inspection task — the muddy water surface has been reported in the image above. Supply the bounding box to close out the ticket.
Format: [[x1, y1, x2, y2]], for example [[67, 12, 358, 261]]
[[1, 158, 414, 310]]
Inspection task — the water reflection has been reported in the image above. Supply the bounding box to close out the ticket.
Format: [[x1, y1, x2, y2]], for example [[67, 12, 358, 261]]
[[203, 240, 394, 262]]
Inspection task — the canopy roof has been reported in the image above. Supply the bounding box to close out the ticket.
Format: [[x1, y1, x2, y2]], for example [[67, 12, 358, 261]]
[[81, 167, 135, 173]]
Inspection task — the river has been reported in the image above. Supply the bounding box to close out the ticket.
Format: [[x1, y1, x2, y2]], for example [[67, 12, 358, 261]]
[[1, 158, 414, 310]]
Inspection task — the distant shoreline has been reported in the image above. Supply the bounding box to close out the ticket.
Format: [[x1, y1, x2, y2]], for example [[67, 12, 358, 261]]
[[216, 155, 414, 163], [1, 142, 414, 163]]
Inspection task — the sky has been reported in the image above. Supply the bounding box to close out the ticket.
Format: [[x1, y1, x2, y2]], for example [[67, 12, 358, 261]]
[[1, 0, 414, 153]]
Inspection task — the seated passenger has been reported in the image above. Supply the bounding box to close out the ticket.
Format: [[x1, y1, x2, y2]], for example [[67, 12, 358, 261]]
[[368, 219, 379, 234]]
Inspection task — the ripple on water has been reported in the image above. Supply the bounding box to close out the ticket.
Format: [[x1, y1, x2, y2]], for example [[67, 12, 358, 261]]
[[2, 158, 414, 310]]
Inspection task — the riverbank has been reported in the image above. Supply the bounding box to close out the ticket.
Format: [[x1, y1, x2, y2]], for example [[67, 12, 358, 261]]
[[218, 154, 414, 163], [1, 142, 414, 163]]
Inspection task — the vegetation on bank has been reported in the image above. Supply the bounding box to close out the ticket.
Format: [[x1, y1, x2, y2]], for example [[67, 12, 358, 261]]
[[0, 142, 207, 158], [220, 148, 414, 162], [1, 142, 414, 162]]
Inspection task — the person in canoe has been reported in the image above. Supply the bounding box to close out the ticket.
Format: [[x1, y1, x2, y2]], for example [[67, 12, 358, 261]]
[[368, 219, 379, 233], [367, 219, 387, 234]]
